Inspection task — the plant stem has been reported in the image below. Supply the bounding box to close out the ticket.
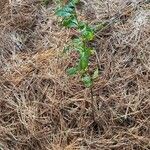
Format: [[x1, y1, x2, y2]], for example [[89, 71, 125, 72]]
[[90, 86, 96, 121]]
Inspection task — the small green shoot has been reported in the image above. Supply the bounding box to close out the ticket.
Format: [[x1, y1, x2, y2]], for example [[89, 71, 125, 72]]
[[67, 67, 78, 75], [55, 0, 99, 87], [82, 75, 93, 88]]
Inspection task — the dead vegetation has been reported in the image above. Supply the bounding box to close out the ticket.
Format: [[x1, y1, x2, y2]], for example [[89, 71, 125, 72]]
[[0, 0, 150, 150]]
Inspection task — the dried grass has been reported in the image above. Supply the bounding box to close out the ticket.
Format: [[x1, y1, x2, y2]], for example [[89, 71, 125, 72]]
[[0, 0, 150, 150]]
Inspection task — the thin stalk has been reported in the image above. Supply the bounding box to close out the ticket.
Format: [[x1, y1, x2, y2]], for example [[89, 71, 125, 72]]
[[90, 86, 96, 121]]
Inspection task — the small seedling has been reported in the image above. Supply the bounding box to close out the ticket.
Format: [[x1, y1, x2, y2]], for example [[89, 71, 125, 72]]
[[55, 0, 100, 121], [55, 0, 98, 88]]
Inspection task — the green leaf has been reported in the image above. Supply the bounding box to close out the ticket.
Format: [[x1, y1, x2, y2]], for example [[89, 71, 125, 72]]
[[82, 75, 93, 87], [62, 16, 78, 28], [72, 38, 82, 46], [72, 38, 84, 53], [92, 68, 99, 79], [86, 30, 94, 41], [82, 26, 94, 41], [67, 67, 78, 75], [78, 22, 86, 30], [56, 9, 72, 17], [79, 23, 94, 41], [84, 47, 92, 57], [55, 3, 75, 17], [79, 53, 89, 71]]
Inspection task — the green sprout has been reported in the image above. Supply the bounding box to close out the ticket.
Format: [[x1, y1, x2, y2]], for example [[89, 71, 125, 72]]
[[55, 0, 98, 88]]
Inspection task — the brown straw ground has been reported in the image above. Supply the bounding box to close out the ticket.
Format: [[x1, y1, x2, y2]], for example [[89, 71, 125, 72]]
[[0, 0, 150, 150]]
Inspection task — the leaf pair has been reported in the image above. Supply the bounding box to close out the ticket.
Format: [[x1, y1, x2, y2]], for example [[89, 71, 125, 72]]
[[55, 0, 99, 88], [56, 0, 79, 17], [82, 68, 99, 88], [66, 53, 89, 76], [56, 1, 79, 28], [67, 68, 99, 88], [79, 23, 94, 41], [82, 75, 92, 87], [56, 3, 75, 17], [79, 52, 89, 71], [66, 70, 93, 88], [62, 15, 78, 28]]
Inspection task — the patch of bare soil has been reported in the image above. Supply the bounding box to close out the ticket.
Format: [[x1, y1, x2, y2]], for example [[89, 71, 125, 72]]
[[0, 0, 150, 150]]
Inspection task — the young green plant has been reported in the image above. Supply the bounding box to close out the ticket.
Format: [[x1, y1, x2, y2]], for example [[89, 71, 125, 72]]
[[55, 0, 99, 88], [55, 0, 99, 121]]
